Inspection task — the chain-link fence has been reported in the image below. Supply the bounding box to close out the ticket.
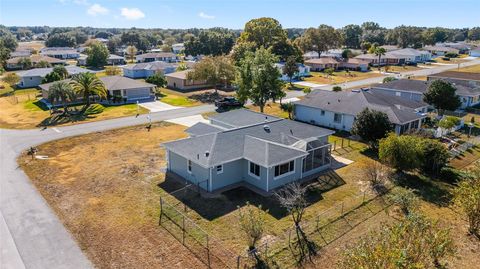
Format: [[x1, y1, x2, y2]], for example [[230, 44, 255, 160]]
[[236, 188, 391, 268], [159, 196, 238, 268]]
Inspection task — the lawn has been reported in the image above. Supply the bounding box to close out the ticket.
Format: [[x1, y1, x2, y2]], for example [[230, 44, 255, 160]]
[[304, 70, 383, 85], [383, 65, 424, 73], [433, 57, 470, 64], [457, 64, 480, 73], [248, 102, 290, 119], [0, 96, 149, 129], [18, 122, 480, 268]]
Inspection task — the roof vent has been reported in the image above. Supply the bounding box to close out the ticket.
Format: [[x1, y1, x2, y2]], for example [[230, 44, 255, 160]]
[[337, 99, 341, 102], [197, 154, 200, 159], [263, 125, 271, 132], [205, 151, 210, 157]]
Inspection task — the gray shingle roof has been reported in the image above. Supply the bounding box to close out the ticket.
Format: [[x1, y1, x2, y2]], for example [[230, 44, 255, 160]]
[[123, 61, 176, 71], [208, 109, 281, 128], [185, 122, 226, 136], [429, 71, 480, 82], [17, 66, 92, 78], [136, 52, 176, 59], [163, 111, 334, 167], [295, 89, 426, 125], [372, 79, 480, 97]]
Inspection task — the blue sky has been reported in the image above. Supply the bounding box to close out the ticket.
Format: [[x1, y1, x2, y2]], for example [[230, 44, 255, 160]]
[[1, 0, 479, 29]]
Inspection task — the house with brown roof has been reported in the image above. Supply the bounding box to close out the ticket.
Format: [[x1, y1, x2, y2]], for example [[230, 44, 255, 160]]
[[6, 55, 66, 70], [305, 57, 370, 72], [136, 52, 177, 63], [165, 70, 212, 91], [423, 46, 459, 57], [40, 47, 80, 59]]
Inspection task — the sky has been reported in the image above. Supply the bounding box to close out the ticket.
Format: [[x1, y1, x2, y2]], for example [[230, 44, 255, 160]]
[[1, 0, 479, 29]]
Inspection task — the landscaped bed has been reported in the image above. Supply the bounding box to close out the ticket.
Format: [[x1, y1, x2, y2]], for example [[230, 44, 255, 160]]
[[18, 122, 479, 268]]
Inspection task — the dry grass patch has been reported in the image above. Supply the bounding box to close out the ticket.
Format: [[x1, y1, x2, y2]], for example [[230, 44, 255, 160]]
[[0, 95, 149, 129], [457, 64, 480, 73], [305, 71, 382, 85], [248, 102, 289, 119], [18, 122, 208, 269]]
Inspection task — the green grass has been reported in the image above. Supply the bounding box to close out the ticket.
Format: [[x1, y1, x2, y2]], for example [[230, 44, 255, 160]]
[[160, 94, 199, 107]]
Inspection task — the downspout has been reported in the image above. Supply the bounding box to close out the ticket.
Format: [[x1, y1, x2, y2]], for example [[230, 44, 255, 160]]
[[209, 167, 212, 192], [266, 166, 269, 192]]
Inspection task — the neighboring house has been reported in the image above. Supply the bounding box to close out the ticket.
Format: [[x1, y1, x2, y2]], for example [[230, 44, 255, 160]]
[[305, 57, 370, 72], [275, 63, 311, 81], [294, 89, 427, 135], [10, 50, 32, 57], [305, 58, 340, 71], [172, 43, 185, 54], [6, 55, 65, 70], [380, 45, 400, 52], [136, 52, 177, 63], [423, 46, 459, 57], [78, 54, 125, 66], [40, 47, 80, 59], [470, 48, 480, 57], [371, 79, 480, 109], [427, 71, 480, 88], [123, 61, 177, 79], [16, 66, 93, 88], [436, 42, 471, 54], [165, 70, 211, 91], [354, 48, 430, 66], [163, 109, 335, 194], [40, 76, 156, 105]]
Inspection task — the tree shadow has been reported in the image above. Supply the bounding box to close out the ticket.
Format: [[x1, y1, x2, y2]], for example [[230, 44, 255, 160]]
[[395, 172, 453, 207], [36, 105, 103, 127], [158, 170, 345, 221]]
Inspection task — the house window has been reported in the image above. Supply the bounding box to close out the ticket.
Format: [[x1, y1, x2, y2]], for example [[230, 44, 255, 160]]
[[112, 90, 121, 97], [334, 113, 342, 123], [249, 162, 260, 178], [123, 90, 127, 96], [216, 165, 223, 174], [187, 160, 192, 173], [321, 110, 325, 116], [274, 160, 295, 178]]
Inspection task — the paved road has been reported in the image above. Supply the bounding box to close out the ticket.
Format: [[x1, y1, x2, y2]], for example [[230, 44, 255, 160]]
[[1, 58, 479, 269], [0, 105, 214, 269]]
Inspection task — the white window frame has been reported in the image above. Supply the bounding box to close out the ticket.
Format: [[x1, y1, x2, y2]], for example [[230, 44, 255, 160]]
[[216, 164, 223, 174], [273, 160, 295, 180], [187, 160, 192, 174], [248, 161, 260, 179]]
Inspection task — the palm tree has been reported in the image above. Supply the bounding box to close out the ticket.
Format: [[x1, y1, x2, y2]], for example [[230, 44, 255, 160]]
[[374, 47, 387, 71], [70, 72, 107, 112], [48, 81, 76, 116]]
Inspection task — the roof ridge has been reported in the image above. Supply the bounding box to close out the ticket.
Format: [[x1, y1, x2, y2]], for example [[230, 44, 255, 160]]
[[245, 134, 306, 153]]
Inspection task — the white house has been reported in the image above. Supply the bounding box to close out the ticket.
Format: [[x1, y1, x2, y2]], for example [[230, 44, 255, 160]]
[[40, 47, 80, 59], [16, 66, 93, 88], [172, 43, 185, 54], [294, 89, 427, 135], [275, 63, 311, 81]]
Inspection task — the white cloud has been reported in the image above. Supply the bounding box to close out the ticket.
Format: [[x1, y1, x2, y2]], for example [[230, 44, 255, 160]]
[[120, 7, 145, 20], [87, 4, 109, 16], [198, 11, 215, 19]]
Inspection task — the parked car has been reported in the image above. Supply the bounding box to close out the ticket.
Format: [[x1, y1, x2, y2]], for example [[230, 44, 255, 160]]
[[215, 97, 243, 109]]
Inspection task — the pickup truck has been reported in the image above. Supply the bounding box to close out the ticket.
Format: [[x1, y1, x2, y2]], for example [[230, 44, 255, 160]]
[[214, 97, 243, 109]]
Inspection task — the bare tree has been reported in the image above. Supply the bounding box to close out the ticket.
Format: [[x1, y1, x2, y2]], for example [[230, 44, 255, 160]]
[[237, 202, 268, 267], [275, 182, 317, 263], [359, 159, 390, 194]]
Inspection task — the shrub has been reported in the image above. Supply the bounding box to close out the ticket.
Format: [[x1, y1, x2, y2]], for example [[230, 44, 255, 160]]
[[145, 73, 167, 87], [444, 52, 458, 58], [388, 188, 419, 216], [379, 134, 423, 172], [383, 76, 397, 83], [332, 86, 342, 92], [454, 168, 480, 236], [303, 87, 311, 94]]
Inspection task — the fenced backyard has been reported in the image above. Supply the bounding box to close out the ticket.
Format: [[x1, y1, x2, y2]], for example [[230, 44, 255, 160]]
[[159, 181, 392, 269]]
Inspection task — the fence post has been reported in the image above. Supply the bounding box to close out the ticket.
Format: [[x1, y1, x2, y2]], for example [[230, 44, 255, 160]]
[[363, 191, 366, 203], [237, 255, 241, 269], [341, 138, 344, 149], [182, 215, 186, 245], [206, 234, 211, 268], [159, 197, 163, 225], [333, 140, 336, 151], [341, 202, 344, 216], [348, 139, 351, 147]]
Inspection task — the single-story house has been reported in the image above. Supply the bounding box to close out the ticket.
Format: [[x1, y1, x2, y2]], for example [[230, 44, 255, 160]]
[[165, 70, 211, 91], [10, 50, 32, 57], [371, 79, 480, 109], [6, 55, 66, 70], [172, 43, 185, 54], [305, 57, 370, 72], [123, 61, 177, 79], [136, 52, 177, 63], [275, 63, 311, 81], [77, 54, 125, 66], [40, 47, 80, 59], [163, 109, 335, 194], [423, 46, 459, 57], [354, 48, 430, 66], [437, 42, 471, 54], [427, 71, 480, 88], [380, 45, 400, 52], [16, 66, 93, 88], [39, 75, 156, 105], [305, 58, 340, 71], [294, 89, 427, 135]]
